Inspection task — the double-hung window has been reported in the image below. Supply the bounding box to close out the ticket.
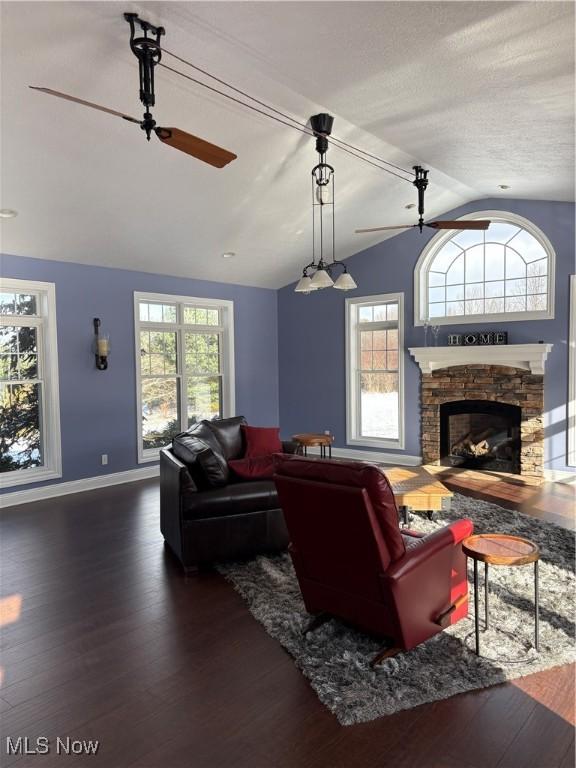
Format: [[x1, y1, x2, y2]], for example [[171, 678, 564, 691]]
[[134, 292, 235, 462], [0, 278, 61, 486], [346, 293, 404, 449]]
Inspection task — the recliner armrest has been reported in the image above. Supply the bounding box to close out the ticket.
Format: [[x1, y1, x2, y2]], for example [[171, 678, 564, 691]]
[[381, 518, 473, 649], [385, 519, 473, 580]]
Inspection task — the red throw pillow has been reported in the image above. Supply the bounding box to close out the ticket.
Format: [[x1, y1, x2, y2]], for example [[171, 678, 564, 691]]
[[242, 425, 282, 458], [229, 455, 275, 479]]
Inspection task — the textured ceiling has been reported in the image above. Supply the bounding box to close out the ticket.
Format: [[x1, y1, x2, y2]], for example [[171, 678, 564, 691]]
[[1, 1, 574, 288]]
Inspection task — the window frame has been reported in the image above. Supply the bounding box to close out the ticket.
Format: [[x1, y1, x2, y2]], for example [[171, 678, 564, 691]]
[[568, 275, 576, 468], [346, 292, 405, 450], [134, 291, 235, 464], [413, 211, 556, 326], [0, 278, 62, 488]]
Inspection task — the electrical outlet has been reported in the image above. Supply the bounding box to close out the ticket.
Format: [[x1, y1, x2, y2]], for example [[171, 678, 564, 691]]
[[101, 454, 108, 466]]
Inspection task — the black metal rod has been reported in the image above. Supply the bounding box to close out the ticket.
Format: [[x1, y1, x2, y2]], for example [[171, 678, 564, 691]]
[[473, 559, 480, 655], [534, 560, 540, 652], [484, 561, 489, 630]]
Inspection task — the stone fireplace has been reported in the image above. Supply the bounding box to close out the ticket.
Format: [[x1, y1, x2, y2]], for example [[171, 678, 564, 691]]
[[409, 345, 552, 480]]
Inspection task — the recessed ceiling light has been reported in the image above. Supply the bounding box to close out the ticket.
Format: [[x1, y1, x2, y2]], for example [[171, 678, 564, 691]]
[[405, 203, 416, 210], [222, 252, 236, 259], [498, 184, 510, 190], [0, 209, 18, 218]]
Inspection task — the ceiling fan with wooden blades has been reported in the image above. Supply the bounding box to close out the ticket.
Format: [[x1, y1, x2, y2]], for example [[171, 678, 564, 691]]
[[355, 166, 491, 234], [29, 13, 237, 169]]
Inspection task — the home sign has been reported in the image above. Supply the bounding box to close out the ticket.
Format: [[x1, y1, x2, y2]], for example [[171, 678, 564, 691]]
[[447, 331, 508, 346]]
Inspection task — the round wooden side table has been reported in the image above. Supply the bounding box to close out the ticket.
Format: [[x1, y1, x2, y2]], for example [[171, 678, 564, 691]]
[[292, 433, 334, 458], [462, 533, 540, 657]]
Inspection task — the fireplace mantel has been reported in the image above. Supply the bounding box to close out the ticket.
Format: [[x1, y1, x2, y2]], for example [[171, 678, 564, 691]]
[[408, 343, 553, 375]]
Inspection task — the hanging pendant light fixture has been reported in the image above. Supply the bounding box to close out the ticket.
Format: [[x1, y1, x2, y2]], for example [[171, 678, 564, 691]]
[[294, 113, 357, 294]]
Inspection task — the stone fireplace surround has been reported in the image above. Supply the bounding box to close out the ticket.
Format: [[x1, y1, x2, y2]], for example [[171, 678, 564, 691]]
[[409, 345, 552, 480]]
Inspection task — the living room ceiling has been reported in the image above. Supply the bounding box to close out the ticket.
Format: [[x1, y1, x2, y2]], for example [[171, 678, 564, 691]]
[[1, 1, 574, 289]]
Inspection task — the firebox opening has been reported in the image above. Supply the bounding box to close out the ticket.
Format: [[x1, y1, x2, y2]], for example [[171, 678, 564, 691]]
[[440, 400, 521, 474]]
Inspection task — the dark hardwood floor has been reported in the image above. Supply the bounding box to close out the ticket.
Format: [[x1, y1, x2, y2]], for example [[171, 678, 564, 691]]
[[0, 474, 574, 768]]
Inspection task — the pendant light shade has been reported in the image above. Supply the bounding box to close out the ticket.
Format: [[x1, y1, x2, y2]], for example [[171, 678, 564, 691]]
[[295, 275, 314, 293], [310, 268, 334, 289], [333, 271, 357, 290]]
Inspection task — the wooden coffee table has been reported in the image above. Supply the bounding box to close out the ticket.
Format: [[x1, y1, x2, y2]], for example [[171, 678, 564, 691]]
[[384, 467, 453, 526], [292, 433, 334, 458], [462, 533, 540, 656]]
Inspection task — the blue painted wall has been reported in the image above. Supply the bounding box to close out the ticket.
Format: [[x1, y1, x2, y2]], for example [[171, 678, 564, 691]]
[[2, 197, 574, 494], [278, 199, 575, 473], [1, 255, 279, 492]]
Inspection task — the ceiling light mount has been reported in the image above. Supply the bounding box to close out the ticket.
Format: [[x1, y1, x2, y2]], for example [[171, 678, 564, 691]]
[[294, 114, 357, 294], [0, 209, 18, 219]]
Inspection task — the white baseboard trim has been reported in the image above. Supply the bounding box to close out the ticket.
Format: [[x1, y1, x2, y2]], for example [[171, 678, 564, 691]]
[[2, 456, 570, 510], [303, 445, 422, 466], [543, 468, 576, 484], [0, 465, 160, 509]]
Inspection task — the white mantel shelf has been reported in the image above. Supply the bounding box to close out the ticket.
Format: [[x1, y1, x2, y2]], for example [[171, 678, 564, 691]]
[[408, 343, 553, 375]]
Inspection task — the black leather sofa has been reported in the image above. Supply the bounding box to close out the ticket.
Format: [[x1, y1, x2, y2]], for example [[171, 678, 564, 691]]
[[160, 416, 298, 573]]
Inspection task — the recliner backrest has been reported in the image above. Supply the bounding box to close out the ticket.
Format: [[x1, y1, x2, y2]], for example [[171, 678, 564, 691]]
[[274, 456, 405, 563], [275, 473, 396, 601]]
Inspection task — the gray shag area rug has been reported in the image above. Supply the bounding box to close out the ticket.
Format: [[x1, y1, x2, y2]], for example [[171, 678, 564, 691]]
[[217, 494, 575, 725]]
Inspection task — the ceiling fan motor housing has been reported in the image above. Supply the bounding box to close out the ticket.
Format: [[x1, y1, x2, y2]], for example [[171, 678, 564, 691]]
[[124, 13, 165, 138]]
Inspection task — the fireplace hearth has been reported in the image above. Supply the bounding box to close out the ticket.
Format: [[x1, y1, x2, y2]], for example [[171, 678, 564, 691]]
[[440, 400, 521, 473]]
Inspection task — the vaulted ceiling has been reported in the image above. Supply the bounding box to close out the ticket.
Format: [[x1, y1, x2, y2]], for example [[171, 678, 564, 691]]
[[1, 2, 574, 288]]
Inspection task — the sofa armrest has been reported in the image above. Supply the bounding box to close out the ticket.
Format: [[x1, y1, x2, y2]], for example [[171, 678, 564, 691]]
[[160, 448, 198, 564]]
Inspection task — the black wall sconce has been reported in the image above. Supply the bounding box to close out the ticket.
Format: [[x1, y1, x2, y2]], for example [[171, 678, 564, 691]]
[[93, 318, 110, 370]]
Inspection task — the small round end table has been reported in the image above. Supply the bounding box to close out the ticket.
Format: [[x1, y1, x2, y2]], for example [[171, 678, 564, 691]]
[[462, 533, 540, 657], [292, 433, 334, 458]]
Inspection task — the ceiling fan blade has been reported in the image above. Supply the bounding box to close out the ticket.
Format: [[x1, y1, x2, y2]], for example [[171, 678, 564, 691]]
[[29, 86, 140, 124], [426, 220, 491, 230], [355, 225, 416, 234], [155, 127, 236, 168]]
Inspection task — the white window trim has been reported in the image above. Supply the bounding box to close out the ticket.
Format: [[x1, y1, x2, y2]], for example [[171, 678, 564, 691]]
[[134, 291, 235, 464], [346, 292, 405, 450], [413, 210, 556, 326], [0, 278, 62, 488], [568, 275, 576, 467]]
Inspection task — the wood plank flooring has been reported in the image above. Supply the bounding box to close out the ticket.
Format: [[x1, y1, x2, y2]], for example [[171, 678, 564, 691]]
[[0, 473, 574, 768]]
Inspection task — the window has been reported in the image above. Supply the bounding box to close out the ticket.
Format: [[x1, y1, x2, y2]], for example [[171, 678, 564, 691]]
[[346, 293, 404, 449], [569, 275, 576, 468], [0, 279, 61, 487], [134, 292, 235, 462], [414, 212, 555, 325]]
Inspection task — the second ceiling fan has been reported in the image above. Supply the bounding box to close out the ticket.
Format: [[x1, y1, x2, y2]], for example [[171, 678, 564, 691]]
[[355, 166, 491, 234]]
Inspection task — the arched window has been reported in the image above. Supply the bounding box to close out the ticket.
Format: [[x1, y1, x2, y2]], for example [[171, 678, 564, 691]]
[[414, 211, 555, 325]]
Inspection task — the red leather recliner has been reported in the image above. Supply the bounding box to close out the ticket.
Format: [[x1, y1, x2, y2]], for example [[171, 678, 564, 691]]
[[274, 456, 473, 655]]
